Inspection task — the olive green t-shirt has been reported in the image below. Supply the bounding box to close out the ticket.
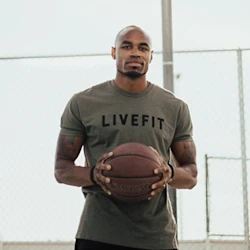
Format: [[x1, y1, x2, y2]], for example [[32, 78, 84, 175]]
[[60, 80, 193, 249]]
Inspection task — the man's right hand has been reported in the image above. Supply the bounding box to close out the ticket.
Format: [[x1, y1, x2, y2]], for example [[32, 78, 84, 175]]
[[93, 152, 113, 195]]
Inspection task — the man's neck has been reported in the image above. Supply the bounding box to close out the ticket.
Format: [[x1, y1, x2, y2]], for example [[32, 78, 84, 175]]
[[114, 73, 148, 93]]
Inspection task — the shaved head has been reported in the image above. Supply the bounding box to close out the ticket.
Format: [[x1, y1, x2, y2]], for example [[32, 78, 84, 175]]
[[114, 25, 152, 48]]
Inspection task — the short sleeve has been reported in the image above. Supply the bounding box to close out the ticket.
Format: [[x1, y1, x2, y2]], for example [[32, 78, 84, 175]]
[[60, 94, 86, 137], [173, 102, 193, 142]]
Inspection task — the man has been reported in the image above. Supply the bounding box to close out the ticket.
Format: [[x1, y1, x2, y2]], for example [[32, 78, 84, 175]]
[[54, 25, 197, 250]]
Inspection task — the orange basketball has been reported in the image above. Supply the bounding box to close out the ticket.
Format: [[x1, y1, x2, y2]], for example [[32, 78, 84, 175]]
[[103, 142, 162, 202]]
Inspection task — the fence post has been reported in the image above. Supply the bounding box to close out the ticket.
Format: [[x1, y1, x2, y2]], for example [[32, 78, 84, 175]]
[[205, 154, 210, 250], [237, 48, 249, 250]]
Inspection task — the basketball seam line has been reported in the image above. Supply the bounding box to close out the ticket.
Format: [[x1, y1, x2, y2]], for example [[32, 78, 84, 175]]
[[110, 154, 160, 165], [106, 175, 161, 178]]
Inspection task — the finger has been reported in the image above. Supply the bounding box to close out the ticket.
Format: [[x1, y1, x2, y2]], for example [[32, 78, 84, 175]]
[[96, 152, 112, 164], [96, 172, 111, 184], [148, 146, 159, 155], [96, 152, 113, 170], [154, 165, 168, 174], [151, 178, 166, 190], [100, 184, 112, 196], [98, 182, 111, 195], [97, 163, 112, 171], [101, 152, 114, 161], [150, 186, 165, 197]]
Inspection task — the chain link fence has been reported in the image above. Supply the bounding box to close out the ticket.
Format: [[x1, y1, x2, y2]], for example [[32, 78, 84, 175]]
[[175, 49, 250, 250], [205, 156, 249, 239], [0, 49, 249, 249]]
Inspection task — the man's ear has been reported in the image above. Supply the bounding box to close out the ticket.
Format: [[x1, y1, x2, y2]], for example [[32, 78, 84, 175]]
[[150, 50, 154, 63], [111, 47, 116, 60]]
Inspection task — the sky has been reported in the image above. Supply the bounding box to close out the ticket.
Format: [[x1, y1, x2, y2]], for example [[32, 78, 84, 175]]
[[1, 0, 250, 57], [0, 0, 250, 243]]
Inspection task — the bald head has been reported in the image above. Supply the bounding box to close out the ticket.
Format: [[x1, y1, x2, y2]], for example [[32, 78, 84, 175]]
[[114, 25, 152, 48]]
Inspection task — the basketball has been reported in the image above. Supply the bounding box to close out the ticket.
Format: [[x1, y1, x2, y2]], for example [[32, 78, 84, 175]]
[[102, 142, 162, 202]]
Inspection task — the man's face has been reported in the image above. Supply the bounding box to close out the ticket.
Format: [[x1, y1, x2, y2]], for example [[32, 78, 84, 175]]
[[112, 29, 153, 78]]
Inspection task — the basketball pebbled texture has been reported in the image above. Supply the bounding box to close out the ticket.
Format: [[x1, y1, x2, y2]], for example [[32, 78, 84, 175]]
[[102, 142, 162, 202]]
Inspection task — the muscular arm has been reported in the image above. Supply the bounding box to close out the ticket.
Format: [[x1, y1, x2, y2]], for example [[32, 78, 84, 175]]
[[169, 140, 198, 189], [54, 134, 94, 187]]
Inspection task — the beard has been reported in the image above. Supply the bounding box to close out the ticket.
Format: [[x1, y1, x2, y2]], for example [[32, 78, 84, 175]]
[[117, 69, 146, 79]]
